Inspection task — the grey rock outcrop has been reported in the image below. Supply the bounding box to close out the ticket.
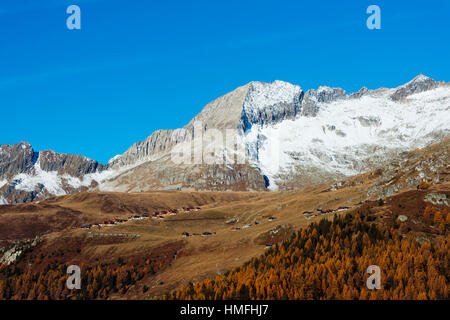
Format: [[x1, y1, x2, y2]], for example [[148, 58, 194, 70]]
[[367, 140, 449, 199], [0, 238, 39, 265], [0, 142, 104, 204], [390, 74, 442, 101], [349, 87, 369, 99], [241, 81, 303, 130], [0, 141, 36, 180], [39, 150, 102, 177], [424, 192, 449, 207], [301, 86, 347, 117]]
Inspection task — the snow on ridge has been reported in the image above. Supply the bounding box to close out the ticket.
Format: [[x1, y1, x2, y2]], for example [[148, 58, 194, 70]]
[[412, 74, 431, 82], [244, 80, 302, 112], [14, 155, 66, 196], [108, 154, 121, 164], [9, 149, 152, 198], [244, 85, 450, 188]]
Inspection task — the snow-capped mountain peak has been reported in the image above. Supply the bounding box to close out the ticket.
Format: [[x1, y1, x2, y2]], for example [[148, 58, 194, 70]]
[[1, 74, 448, 203]]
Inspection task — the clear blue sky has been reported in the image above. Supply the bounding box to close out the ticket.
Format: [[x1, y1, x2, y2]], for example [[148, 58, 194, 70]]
[[0, 0, 449, 164]]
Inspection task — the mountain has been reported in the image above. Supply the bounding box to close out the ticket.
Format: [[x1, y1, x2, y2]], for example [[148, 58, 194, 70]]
[[101, 74, 449, 193], [0, 74, 448, 204], [0, 142, 103, 204]]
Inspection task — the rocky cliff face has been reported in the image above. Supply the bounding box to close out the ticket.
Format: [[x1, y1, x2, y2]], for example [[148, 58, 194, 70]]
[[101, 153, 268, 193], [300, 86, 347, 117], [0, 142, 103, 204], [0, 142, 36, 180], [241, 81, 303, 130], [39, 150, 102, 177], [366, 139, 449, 199], [390, 74, 444, 101]]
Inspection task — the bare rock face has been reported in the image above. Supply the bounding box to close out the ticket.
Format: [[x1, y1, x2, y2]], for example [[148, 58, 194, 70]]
[[0, 182, 44, 204], [105, 80, 305, 192], [0, 141, 36, 180], [390, 74, 442, 101], [106, 129, 180, 169], [0, 142, 103, 204], [367, 139, 450, 199], [355, 116, 381, 127], [349, 87, 369, 99], [300, 86, 347, 117], [108, 84, 251, 169], [39, 150, 102, 177], [102, 153, 268, 192], [0, 238, 39, 265], [241, 81, 304, 130]]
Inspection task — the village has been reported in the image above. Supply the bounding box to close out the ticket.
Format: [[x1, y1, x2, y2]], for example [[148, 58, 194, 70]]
[[76, 203, 358, 239], [78, 206, 202, 231], [224, 203, 357, 234], [301, 205, 352, 220]]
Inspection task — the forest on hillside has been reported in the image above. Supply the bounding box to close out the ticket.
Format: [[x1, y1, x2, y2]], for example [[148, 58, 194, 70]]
[[167, 205, 449, 300], [0, 203, 448, 300], [0, 239, 183, 300]]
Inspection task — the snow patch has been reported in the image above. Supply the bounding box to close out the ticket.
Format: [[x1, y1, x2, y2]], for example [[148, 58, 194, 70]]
[[108, 154, 121, 164]]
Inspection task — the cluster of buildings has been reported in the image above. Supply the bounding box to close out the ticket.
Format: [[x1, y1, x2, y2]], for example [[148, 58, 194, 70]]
[[302, 206, 351, 220], [80, 206, 202, 229], [151, 207, 201, 220], [230, 217, 275, 232], [80, 214, 150, 229], [181, 231, 214, 237]]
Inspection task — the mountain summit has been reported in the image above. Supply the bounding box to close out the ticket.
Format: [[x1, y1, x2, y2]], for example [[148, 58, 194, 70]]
[[390, 74, 443, 101]]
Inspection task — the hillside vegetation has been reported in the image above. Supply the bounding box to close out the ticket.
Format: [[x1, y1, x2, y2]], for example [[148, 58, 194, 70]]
[[167, 207, 449, 300]]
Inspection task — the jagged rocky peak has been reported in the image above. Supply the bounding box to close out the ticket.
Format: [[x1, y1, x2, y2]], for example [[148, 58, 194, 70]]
[[241, 80, 303, 129], [38, 150, 103, 177], [0, 141, 36, 180], [188, 83, 250, 130], [349, 87, 369, 99], [109, 80, 305, 167], [301, 86, 347, 117], [108, 85, 250, 169], [390, 74, 442, 101], [105, 129, 182, 169], [0, 141, 102, 178], [0, 141, 106, 204]]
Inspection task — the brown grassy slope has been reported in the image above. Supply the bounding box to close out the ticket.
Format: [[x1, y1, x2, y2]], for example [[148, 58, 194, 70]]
[[0, 191, 270, 241]]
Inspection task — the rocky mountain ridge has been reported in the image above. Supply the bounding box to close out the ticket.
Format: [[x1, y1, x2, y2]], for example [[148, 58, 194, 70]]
[[1, 74, 448, 204], [0, 142, 103, 204]]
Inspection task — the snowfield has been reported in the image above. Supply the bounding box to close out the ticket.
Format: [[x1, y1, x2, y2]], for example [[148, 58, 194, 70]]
[[243, 86, 450, 189]]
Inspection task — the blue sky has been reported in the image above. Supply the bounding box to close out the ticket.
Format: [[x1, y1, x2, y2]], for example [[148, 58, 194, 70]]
[[0, 0, 449, 164]]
